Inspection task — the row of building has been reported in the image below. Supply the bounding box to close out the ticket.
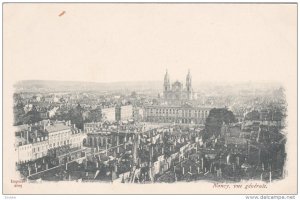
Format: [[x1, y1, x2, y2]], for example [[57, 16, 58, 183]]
[[144, 103, 211, 124], [15, 120, 86, 163]]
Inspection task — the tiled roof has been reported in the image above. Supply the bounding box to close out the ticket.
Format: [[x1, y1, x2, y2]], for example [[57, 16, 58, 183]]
[[45, 124, 70, 133]]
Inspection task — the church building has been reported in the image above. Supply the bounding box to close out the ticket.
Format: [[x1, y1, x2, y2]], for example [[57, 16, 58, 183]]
[[163, 69, 194, 105], [143, 70, 212, 125]]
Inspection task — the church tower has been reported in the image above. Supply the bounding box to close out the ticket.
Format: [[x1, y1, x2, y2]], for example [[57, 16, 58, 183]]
[[186, 69, 192, 100], [163, 69, 170, 98]]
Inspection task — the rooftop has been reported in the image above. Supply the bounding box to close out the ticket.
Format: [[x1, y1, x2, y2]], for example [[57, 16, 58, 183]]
[[45, 124, 70, 133]]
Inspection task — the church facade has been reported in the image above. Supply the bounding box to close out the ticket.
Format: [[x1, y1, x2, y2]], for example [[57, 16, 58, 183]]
[[163, 70, 194, 105], [143, 70, 212, 125]]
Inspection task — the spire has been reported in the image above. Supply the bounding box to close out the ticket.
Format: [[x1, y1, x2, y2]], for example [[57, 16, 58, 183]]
[[164, 69, 170, 92], [186, 69, 191, 85], [187, 69, 191, 79], [186, 69, 192, 96], [164, 69, 169, 82]]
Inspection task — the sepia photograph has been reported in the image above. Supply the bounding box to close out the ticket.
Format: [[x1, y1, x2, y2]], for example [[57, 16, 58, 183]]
[[2, 2, 298, 195]]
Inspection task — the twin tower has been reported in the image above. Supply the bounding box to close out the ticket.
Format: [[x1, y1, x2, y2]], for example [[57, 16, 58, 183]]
[[163, 70, 193, 104]]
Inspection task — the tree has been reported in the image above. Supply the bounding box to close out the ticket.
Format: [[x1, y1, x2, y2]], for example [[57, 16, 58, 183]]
[[204, 108, 236, 140], [13, 102, 26, 125], [84, 108, 102, 123], [22, 105, 42, 124], [68, 104, 84, 129], [245, 110, 260, 121]]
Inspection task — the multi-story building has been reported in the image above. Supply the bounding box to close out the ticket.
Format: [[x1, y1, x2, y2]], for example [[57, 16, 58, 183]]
[[46, 121, 86, 149], [115, 105, 133, 121], [15, 120, 86, 163], [144, 103, 211, 124], [15, 137, 32, 163]]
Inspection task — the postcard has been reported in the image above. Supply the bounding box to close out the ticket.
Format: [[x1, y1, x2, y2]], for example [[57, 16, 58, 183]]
[[2, 3, 297, 194]]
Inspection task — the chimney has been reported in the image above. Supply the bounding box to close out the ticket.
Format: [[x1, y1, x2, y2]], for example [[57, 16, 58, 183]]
[[226, 154, 230, 165], [151, 146, 154, 157], [236, 156, 240, 166], [35, 130, 38, 138]]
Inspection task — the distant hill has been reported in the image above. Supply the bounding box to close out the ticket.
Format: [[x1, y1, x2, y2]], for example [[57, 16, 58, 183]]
[[14, 80, 283, 95], [14, 80, 163, 93]]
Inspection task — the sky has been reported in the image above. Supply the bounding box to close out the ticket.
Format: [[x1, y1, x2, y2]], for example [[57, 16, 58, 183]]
[[4, 3, 297, 83]]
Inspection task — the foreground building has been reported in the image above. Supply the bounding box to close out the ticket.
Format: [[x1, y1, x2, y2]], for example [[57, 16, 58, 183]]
[[15, 120, 86, 163]]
